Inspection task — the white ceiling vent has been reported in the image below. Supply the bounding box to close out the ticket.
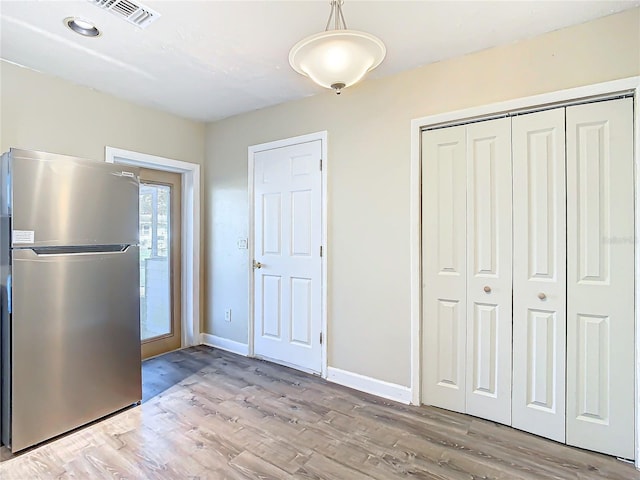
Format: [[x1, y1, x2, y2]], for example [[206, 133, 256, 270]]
[[89, 0, 161, 29]]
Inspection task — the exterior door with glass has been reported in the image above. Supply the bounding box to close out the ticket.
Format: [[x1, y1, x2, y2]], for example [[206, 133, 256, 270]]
[[139, 168, 182, 359]]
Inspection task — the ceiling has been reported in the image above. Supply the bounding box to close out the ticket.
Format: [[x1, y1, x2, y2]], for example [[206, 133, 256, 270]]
[[1, 1, 637, 122]]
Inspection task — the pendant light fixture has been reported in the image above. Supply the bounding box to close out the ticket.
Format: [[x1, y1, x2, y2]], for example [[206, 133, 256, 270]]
[[289, 0, 386, 94]]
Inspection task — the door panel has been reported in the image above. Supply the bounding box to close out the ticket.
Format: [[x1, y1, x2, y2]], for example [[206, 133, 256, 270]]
[[471, 303, 498, 395], [291, 191, 312, 256], [291, 277, 312, 345], [576, 314, 609, 421], [421, 125, 467, 413], [512, 108, 566, 442], [262, 275, 282, 338], [253, 140, 322, 373], [11, 247, 141, 451], [566, 98, 635, 459], [263, 194, 282, 254], [10, 149, 139, 247], [465, 118, 512, 425]]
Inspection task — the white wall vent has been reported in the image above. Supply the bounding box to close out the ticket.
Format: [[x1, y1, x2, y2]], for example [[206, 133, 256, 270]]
[[89, 0, 161, 29]]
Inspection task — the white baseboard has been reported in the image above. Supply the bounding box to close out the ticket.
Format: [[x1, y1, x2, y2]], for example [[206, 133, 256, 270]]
[[198, 337, 411, 404], [327, 367, 412, 405], [200, 333, 249, 356]]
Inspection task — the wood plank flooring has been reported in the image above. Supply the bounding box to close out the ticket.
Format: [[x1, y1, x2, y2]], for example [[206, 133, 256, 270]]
[[1, 345, 638, 479]]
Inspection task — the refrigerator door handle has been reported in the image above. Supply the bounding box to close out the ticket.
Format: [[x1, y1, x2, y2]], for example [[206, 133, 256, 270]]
[[30, 244, 131, 256]]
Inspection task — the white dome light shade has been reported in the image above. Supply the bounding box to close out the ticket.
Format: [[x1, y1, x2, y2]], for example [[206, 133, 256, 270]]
[[289, 30, 386, 93]]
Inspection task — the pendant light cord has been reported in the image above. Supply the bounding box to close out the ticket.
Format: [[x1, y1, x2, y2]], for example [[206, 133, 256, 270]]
[[325, 0, 348, 31]]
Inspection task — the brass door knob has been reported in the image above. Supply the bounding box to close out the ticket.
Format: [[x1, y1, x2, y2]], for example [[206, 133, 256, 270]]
[[483, 286, 491, 293], [253, 260, 263, 270]]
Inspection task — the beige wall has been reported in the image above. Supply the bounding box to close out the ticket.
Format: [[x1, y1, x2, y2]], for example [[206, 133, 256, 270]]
[[1, 61, 205, 164], [1, 60, 207, 332], [205, 8, 640, 387]]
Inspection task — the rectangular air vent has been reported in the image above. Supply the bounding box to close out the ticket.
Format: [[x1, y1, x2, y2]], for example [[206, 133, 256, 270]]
[[90, 0, 161, 29]]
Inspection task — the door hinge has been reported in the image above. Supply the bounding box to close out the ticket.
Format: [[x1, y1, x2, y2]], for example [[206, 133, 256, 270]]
[[320, 246, 323, 257], [320, 332, 323, 345], [320, 159, 323, 171]]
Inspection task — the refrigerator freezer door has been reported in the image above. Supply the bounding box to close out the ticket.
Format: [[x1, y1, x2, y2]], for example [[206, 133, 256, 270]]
[[9, 247, 142, 451], [9, 149, 139, 247]]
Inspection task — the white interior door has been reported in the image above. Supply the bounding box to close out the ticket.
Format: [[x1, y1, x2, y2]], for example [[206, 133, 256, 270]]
[[465, 117, 513, 426], [253, 140, 323, 374], [421, 125, 467, 413], [512, 108, 567, 442], [566, 98, 635, 459]]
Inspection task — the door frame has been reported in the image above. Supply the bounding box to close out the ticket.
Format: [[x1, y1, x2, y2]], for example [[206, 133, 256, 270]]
[[105, 147, 201, 349], [409, 77, 640, 467], [247, 131, 328, 378]]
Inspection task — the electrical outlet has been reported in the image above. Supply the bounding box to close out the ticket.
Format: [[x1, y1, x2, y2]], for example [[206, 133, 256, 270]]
[[224, 309, 232, 322]]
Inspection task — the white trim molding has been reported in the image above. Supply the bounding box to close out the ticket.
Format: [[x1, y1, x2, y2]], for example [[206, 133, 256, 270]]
[[410, 76, 640, 468], [201, 333, 249, 356], [327, 367, 412, 405], [634, 84, 640, 469], [247, 131, 329, 378], [105, 146, 201, 348]]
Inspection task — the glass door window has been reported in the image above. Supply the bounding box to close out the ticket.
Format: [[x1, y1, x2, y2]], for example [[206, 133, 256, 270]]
[[139, 168, 181, 359], [140, 183, 171, 341]]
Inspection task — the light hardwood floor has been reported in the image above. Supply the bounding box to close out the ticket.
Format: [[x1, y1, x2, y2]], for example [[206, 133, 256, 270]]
[[1, 346, 638, 479]]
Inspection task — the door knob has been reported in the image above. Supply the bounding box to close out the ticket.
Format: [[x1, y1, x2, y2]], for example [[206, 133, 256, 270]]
[[538, 292, 547, 300], [483, 286, 491, 293], [253, 260, 263, 270]]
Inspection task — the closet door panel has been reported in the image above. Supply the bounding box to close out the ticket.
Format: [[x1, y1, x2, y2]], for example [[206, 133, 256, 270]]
[[566, 98, 635, 459], [512, 108, 566, 442], [465, 117, 512, 425], [421, 126, 467, 412]]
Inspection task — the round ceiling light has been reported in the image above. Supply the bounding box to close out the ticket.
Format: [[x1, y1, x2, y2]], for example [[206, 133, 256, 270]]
[[289, 0, 385, 95], [64, 17, 101, 37], [289, 30, 385, 94]]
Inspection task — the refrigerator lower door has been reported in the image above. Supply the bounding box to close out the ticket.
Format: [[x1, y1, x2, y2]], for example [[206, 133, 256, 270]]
[[8, 246, 141, 451]]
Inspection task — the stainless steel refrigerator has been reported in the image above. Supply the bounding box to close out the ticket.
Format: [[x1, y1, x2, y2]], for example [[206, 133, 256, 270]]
[[0, 148, 142, 452]]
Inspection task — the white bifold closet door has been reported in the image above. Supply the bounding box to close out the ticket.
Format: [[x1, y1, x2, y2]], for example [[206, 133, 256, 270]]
[[512, 108, 567, 443], [422, 118, 513, 426], [423, 97, 635, 459], [465, 118, 513, 425], [421, 124, 467, 413], [565, 98, 635, 460]]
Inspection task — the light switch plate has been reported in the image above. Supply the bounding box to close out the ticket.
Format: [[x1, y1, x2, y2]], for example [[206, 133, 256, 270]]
[[237, 238, 248, 249]]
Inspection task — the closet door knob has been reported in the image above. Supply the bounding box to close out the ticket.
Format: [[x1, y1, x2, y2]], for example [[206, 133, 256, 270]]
[[538, 292, 547, 300], [483, 286, 491, 293]]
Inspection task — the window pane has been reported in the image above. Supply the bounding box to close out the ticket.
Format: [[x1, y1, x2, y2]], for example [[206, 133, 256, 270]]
[[139, 183, 171, 341]]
